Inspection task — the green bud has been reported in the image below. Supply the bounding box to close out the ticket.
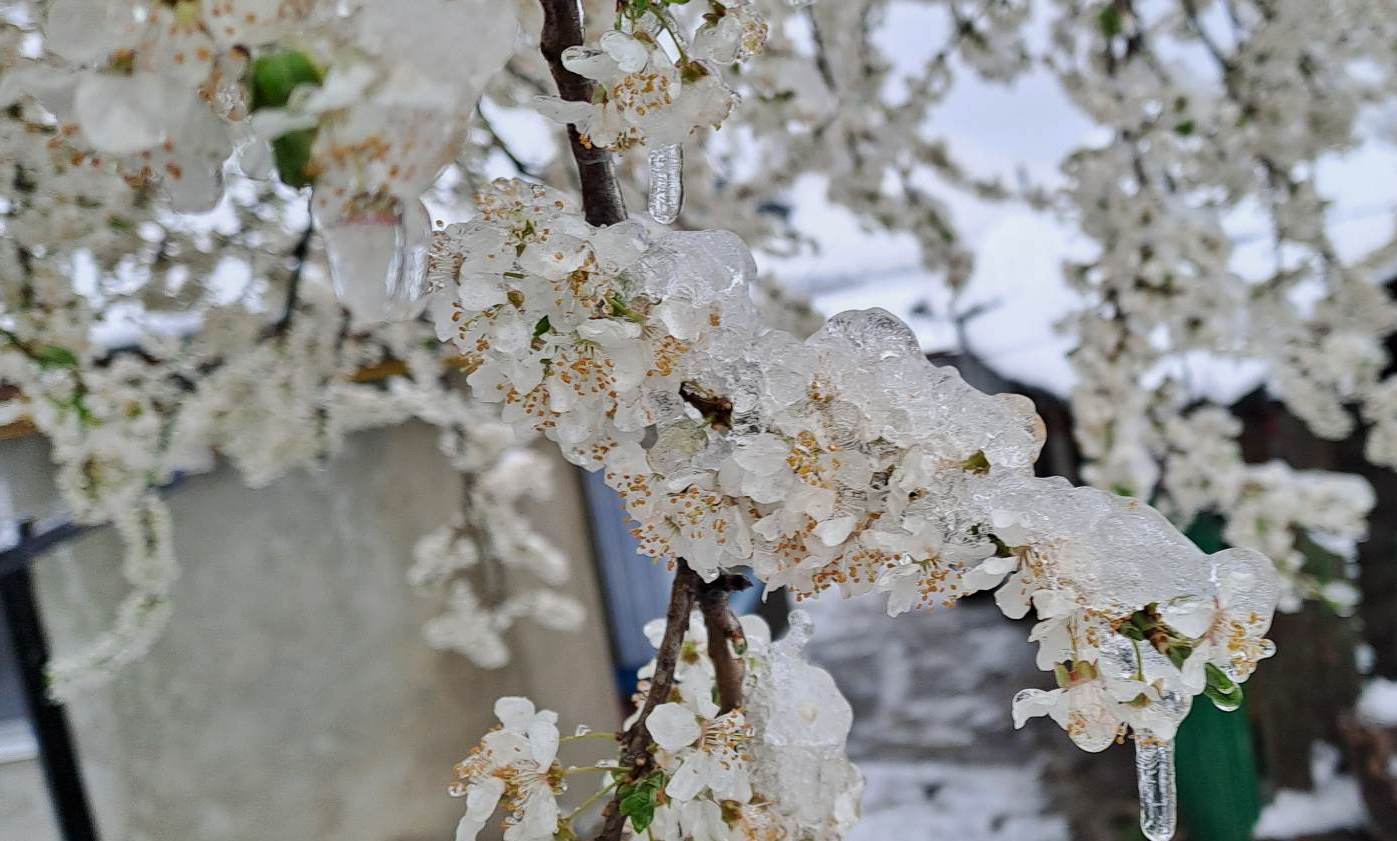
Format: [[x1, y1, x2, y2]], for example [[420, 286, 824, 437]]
[[271, 128, 317, 189], [248, 50, 323, 112], [1098, 5, 1123, 38]]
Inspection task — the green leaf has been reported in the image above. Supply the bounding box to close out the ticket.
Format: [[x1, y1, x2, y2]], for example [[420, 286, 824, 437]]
[[534, 315, 552, 338], [960, 450, 991, 475], [617, 771, 667, 833], [248, 50, 323, 112], [35, 345, 79, 368], [1173, 119, 1196, 136], [620, 790, 655, 833], [271, 128, 318, 189], [1098, 5, 1123, 38], [1203, 662, 1244, 711]]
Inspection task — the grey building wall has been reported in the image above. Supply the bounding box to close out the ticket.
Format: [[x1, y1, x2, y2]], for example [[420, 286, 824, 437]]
[[0, 422, 617, 841]]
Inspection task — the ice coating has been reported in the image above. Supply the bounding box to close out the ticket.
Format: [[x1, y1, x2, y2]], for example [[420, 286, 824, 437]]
[[647, 143, 685, 224], [615, 610, 862, 839], [318, 196, 433, 324], [430, 179, 1282, 752], [1136, 736, 1178, 841], [745, 610, 863, 839]]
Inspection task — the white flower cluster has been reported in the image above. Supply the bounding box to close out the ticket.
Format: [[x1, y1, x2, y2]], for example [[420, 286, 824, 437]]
[[535, 1, 768, 152], [432, 178, 1282, 751], [1161, 409, 1375, 613], [6, 0, 519, 323], [1046, 0, 1394, 620], [409, 445, 584, 670], [0, 4, 587, 695], [450, 610, 862, 841]]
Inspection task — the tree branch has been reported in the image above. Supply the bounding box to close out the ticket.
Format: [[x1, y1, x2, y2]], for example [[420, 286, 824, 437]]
[[475, 104, 540, 179], [272, 218, 314, 337], [538, 0, 627, 226], [596, 562, 702, 840], [698, 574, 751, 715]]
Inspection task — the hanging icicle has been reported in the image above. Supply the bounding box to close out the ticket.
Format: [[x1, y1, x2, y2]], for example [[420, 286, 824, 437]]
[[1136, 731, 1177, 841], [647, 143, 684, 225]]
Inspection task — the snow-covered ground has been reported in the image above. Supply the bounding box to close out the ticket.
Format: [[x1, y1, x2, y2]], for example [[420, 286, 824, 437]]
[[1254, 744, 1367, 840], [805, 594, 1076, 841]]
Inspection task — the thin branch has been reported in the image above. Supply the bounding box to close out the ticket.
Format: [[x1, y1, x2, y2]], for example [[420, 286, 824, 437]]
[[272, 219, 314, 337], [698, 574, 751, 714], [476, 104, 541, 179], [595, 562, 702, 841], [538, 0, 627, 226], [804, 6, 838, 94], [1180, 0, 1233, 73]]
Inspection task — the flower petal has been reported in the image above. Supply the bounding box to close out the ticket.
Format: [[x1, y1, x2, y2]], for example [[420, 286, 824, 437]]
[[646, 702, 701, 751]]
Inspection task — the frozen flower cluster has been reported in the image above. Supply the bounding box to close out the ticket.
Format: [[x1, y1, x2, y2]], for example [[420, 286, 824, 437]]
[[450, 610, 862, 841], [432, 177, 1282, 752], [535, 1, 767, 153], [500, 0, 1396, 632], [6, 0, 519, 323]]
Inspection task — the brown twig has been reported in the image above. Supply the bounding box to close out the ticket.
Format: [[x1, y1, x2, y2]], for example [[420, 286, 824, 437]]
[[596, 562, 702, 839], [593, 565, 752, 839], [271, 218, 315, 337], [537, 0, 627, 227], [698, 574, 752, 715]]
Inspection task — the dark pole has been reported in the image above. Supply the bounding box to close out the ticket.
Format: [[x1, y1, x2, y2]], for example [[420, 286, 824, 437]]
[[0, 523, 100, 841]]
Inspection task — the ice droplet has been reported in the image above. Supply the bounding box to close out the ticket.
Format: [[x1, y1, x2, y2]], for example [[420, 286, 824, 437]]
[[647, 143, 684, 225], [776, 609, 815, 656], [1136, 733, 1177, 841], [318, 196, 432, 325]]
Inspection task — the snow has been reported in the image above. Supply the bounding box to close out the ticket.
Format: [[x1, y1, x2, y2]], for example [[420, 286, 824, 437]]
[[806, 593, 1073, 841], [1357, 678, 1397, 727], [851, 760, 1069, 841], [1254, 743, 1367, 839]]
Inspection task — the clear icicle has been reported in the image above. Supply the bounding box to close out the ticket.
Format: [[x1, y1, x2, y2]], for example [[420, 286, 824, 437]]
[[647, 143, 684, 225], [317, 196, 432, 325], [1135, 733, 1177, 841]]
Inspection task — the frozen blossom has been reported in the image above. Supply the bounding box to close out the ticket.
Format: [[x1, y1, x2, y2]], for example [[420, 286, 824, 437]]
[[433, 178, 1282, 758], [450, 697, 565, 841], [8, 0, 517, 318], [453, 612, 862, 841], [534, 4, 764, 153]]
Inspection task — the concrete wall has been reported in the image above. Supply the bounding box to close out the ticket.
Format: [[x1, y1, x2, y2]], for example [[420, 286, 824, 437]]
[[0, 422, 618, 841]]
